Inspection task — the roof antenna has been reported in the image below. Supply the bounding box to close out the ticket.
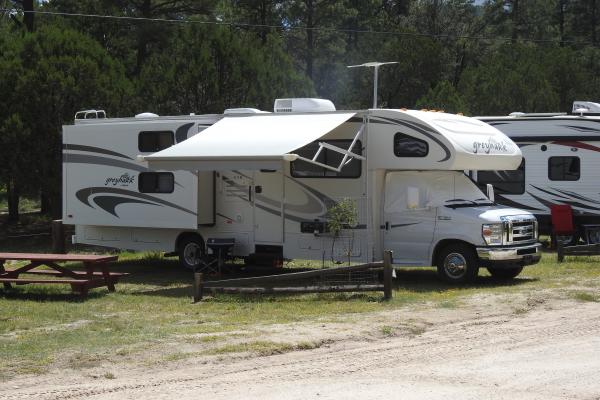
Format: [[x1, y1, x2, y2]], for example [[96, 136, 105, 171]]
[[347, 61, 398, 109]]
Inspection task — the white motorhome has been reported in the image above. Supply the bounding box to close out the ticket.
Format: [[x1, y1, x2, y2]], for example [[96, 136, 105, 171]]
[[63, 99, 541, 283], [477, 101, 600, 243]]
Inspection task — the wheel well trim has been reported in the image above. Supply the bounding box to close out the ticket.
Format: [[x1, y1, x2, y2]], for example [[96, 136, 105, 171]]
[[175, 232, 205, 253], [431, 239, 476, 266]]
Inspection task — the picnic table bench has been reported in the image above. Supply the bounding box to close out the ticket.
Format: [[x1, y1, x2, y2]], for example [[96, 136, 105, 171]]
[[0, 253, 125, 297]]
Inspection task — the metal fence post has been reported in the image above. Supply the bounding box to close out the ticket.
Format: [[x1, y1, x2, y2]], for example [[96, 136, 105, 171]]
[[51, 220, 65, 254], [193, 272, 204, 303], [383, 250, 393, 300], [557, 241, 564, 263]]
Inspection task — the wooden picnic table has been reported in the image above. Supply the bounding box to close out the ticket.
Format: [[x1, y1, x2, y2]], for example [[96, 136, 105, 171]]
[[0, 253, 126, 297]]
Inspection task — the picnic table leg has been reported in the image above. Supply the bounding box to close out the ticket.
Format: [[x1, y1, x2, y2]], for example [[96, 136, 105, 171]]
[[0, 260, 11, 290], [100, 263, 116, 292]]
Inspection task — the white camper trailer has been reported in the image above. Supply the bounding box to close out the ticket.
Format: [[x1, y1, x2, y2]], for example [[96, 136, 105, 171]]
[[63, 99, 541, 283], [477, 101, 600, 243]]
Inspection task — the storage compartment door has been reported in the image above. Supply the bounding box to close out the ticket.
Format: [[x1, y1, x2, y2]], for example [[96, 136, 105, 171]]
[[197, 171, 215, 225]]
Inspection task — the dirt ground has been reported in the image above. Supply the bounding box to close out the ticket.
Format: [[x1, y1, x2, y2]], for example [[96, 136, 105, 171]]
[[1, 291, 599, 400]]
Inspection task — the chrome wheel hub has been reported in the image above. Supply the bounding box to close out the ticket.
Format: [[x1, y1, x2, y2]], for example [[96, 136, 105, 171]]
[[183, 243, 202, 267], [444, 252, 467, 278]]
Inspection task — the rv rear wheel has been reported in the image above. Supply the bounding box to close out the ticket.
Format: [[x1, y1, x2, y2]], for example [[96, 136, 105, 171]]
[[178, 235, 206, 270], [436, 243, 479, 284], [487, 266, 523, 280]]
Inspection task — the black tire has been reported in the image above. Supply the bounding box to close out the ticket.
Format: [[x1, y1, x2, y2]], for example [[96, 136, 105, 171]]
[[436, 243, 479, 284], [178, 235, 205, 270], [487, 266, 523, 280]]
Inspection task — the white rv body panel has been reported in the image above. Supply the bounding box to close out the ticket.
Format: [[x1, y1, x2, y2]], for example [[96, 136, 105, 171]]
[[477, 115, 600, 234], [64, 106, 540, 276]]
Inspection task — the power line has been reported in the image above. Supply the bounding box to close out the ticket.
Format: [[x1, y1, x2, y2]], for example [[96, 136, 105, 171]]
[[0, 7, 593, 46]]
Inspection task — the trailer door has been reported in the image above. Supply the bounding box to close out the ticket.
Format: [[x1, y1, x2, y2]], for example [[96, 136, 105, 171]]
[[383, 172, 436, 265], [253, 170, 284, 244]]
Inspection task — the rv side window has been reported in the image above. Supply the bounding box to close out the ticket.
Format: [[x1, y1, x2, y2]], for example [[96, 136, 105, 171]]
[[138, 131, 175, 152], [138, 172, 174, 193], [291, 140, 362, 178], [476, 160, 525, 195], [548, 156, 580, 181], [393, 133, 428, 157]]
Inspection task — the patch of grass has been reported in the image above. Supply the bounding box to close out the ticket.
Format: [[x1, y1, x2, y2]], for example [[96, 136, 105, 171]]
[[571, 291, 599, 302], [103, 372, 116, 379], [2, 243, 600, 379], [209, 340, 321, 356], [513, 307, 529, 315], [380, 325, 394, 337]]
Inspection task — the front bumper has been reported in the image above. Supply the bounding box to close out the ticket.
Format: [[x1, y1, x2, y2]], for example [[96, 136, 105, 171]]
[[476, 242, 542, 266]]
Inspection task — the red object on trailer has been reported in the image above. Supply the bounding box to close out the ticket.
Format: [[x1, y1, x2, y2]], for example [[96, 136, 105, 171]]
[[550, 204, 575, 236]]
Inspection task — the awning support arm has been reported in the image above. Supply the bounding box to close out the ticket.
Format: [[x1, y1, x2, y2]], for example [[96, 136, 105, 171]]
[[291, 123, 366, 173]]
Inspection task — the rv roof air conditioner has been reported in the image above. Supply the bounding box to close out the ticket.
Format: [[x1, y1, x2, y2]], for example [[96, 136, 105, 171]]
[[572, 101, 600, 115], [74, 109, 106, 120], [274, 98, 336, 113], [224, 108, 268, 115], [135, 112, 159, 118]]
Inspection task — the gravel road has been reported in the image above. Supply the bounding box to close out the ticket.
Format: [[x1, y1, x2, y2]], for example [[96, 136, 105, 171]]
[[2, 296, 599, 400]]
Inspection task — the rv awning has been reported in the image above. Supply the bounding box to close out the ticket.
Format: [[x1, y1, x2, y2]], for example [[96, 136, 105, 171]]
[[142, 112, 357, 171]]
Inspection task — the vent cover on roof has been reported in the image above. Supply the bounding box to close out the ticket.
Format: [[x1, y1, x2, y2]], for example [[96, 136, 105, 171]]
[[274, 98, 336, 113]]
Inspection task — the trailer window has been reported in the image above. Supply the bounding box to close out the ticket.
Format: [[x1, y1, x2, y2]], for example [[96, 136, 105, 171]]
[[394, 133, 428, 157], [138, 172, 174, 193], [476, 160, 525, 195], [548, 156, 580, 181], [291, 140, 362, 178], [138, 131, 174, 152]]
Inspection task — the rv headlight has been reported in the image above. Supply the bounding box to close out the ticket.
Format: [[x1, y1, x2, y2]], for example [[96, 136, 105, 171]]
[[482, 223, 503, 245]]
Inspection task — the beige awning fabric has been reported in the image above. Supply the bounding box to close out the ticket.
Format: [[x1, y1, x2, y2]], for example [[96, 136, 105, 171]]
[[142, 112, 356, 171]]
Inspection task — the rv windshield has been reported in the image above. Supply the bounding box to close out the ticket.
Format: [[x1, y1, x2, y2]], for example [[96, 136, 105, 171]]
[[384, 171, 492, 212]]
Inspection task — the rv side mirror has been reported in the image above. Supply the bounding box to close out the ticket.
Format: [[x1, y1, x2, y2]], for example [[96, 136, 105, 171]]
[[486, 184, 495, 203], [407, 187, 420, 209]]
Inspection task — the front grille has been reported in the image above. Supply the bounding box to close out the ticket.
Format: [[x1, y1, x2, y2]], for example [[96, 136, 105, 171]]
[[504, 216, 537, 244]]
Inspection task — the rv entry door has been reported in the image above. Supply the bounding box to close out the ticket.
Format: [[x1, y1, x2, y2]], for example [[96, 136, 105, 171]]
[[253, 170, 284, 244], [383, 172, 436, 265]]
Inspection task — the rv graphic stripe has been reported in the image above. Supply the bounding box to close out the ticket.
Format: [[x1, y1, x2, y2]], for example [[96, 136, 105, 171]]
[[66, 154, 150, 172], [175, 122, 194, 143], [372, 116, 452, 162], [494, 194, 542, 211], [62, 144, 133, 160], [552, 188, 600, 204], [76, 187, 197, 217], [529, 185, 569, 199], [64, 154, 184, 188]]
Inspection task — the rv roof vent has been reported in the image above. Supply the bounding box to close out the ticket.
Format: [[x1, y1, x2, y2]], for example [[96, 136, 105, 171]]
[[224, 108, 267, 115], [572, 101, 600, 114], [74, 109, 106, 120], [135, 112, 159, 118], [509, 112, 525, 117], [274, 98, 336, 113]]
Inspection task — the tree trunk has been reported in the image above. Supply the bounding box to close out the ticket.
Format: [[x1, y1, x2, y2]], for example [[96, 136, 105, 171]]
[[305, 0, 315, 80], [511, 0, 519, 44], [22, 0, 34, 32], [559, 0, 566, 47], [7, 179, 20, 223], [135, 0, 152, 75], [40, 190, 50, 214]]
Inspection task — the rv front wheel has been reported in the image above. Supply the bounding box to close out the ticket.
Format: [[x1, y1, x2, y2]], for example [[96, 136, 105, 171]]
[[178, 235, 206, 270], [436, 244, 479, 284]]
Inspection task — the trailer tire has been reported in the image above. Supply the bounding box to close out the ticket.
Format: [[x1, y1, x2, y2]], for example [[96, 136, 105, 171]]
[[178, 235, 206, 270], [487, 266, 523, 280], [436, 243, 479, 284]]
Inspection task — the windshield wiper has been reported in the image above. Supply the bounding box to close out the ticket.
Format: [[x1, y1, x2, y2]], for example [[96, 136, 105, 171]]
[[445, 198, 493, 209], [474, 197, 494, 205]]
